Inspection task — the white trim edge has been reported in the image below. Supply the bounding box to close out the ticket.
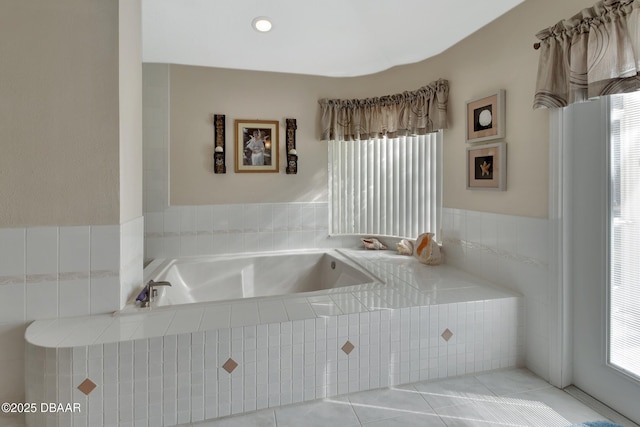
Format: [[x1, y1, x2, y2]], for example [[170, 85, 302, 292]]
[[548, 107, 573, 388]]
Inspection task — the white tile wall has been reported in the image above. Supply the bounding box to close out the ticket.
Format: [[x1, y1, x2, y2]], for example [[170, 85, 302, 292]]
[[441, 207, 551, 381], [26, 227, 58, 276], [0, 218, 145, 411], [0, 228, 26, 281], [59, 227, 91, 319], [144, 202, 356, 260], [26, 296, 522, 427], [120, 217, 145, 309]]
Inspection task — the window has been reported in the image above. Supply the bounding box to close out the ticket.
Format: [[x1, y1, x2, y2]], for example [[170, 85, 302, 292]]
[[328, 132, 442, 239], [609, 91, 640, 379]]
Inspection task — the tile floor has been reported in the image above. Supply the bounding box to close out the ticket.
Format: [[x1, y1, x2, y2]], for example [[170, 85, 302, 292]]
[[1, 367, 633, 427], [178, 368, 634, 427]]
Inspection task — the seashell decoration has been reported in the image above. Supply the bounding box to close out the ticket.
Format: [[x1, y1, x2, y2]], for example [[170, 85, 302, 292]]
[[361, 238, 387, 250], [396, 239, 414, 255]]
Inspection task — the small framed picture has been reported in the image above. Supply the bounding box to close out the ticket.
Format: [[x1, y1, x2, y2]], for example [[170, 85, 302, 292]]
[[234, 119, 279, 173], [466, 90, 505, 143], [467, 142, 506, 191]]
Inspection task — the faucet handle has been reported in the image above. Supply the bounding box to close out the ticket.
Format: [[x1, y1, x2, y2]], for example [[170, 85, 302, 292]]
[[148, 279, 171, 287], [147, 280, 171, 302]]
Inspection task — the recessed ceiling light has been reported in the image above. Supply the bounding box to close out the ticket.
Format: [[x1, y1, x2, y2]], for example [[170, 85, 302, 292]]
[[252, 17, 272, 33]]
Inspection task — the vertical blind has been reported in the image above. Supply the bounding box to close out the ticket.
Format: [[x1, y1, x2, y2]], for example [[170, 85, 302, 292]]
[[328, 132, 441, 239], [609, 91, 640, 379]]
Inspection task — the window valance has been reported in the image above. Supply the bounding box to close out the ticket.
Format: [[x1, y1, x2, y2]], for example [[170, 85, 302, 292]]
[[534, 0, 640, 109], [319, 79, 449, 141]]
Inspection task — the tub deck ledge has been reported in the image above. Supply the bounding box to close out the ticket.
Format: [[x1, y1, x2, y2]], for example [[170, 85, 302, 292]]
[[24, 249, 524, 427], [25, 249, 519, 348]]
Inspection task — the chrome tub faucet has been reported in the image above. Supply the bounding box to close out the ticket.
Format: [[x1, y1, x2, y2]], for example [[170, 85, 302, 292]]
[[137, 279, 171, 307]]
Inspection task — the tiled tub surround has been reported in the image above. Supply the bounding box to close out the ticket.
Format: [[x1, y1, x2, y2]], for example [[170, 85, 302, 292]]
[[24, 250, 523, 427], [440, 208, 551, 380]]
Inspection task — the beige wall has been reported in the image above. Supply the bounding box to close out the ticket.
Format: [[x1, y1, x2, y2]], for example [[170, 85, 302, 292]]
[[169, 0, 594, 219], [432, 0, 594, 217], [0, 0, 121, 227], [0, 0, 143, 227], [169, 66, 334, 205]]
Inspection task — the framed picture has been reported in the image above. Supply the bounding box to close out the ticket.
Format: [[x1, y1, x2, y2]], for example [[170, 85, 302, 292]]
[[467, 142, 506, 191], [466, 90, 505, 143], [234, 119, 279, 173]]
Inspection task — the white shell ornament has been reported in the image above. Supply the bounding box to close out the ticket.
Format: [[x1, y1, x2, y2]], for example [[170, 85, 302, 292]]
[[478, 109, 492, 127], [361, 238, 387, 250], [396, 239, 414, 255]]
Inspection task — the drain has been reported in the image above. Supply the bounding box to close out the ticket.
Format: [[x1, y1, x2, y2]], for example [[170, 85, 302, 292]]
[[330, 261, 336, 269]]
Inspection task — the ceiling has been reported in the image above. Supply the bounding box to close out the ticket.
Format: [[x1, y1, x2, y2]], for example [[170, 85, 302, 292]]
[[142, 0, 524, 78]]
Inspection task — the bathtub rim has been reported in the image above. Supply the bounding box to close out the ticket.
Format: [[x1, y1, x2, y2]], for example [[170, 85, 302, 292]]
[[119, 248, 383, 316], [25, 249, 524, 349]]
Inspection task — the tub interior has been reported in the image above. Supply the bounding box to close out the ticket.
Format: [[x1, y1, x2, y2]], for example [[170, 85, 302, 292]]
[[144, 251, 377, 308]]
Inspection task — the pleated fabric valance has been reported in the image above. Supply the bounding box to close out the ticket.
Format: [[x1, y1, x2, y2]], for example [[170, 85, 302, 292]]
[[319, 79, 449, 141], [534, 0, 640, 109]]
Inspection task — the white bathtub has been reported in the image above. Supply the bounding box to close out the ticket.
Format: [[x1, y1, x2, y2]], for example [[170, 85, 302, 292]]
[[134, 249, 378, 310]]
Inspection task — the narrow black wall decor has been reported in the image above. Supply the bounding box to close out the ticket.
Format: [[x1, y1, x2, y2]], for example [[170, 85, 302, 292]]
[[214, 114, 226, 174], [285, 118, 298, 174]]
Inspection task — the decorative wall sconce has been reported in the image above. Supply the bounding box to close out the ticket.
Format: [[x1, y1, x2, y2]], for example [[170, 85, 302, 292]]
[[286, 118, 298, 174], [213, 114, 226, 174]]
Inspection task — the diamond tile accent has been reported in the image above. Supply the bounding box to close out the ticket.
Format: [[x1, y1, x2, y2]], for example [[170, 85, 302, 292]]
[[222, 358, 238, 373], [77, 378, 97, 395], [341, 340, 355, 355], [441, 328, 453, 342]]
